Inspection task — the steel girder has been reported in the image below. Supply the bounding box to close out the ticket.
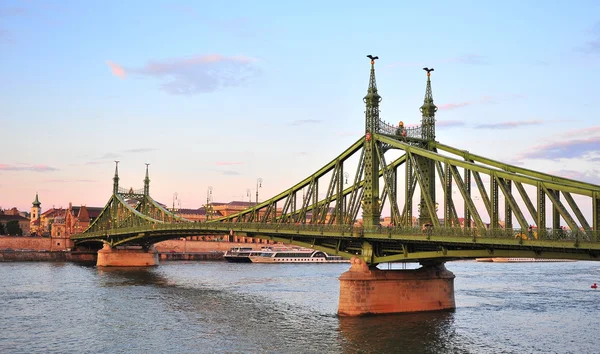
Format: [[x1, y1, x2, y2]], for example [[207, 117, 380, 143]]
[[73, 220, 600, 262], [74, 131, 600, 264], [375, 135, 600, 237], [76, 192, 192, 247]]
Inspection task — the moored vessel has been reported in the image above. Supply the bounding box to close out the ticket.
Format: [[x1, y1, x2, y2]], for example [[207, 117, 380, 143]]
[[223, 247, 265, 263], [248, 247, 349, 263]]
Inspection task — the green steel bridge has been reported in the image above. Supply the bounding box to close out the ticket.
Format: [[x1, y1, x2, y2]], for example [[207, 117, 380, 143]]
[[72, 57, 600, 265]]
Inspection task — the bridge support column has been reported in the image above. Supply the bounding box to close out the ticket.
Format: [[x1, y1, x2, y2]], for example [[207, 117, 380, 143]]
[[97, 244, 159, 267], [338, 257, 455, 316]]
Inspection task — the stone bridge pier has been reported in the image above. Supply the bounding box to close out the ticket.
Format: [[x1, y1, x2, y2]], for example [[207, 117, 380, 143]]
[[338, 257, 456, 316], [96, 244, 159, 267]]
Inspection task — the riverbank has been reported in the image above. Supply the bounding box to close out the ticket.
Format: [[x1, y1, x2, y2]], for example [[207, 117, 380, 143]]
[[0, 237, 269, 263], [0, 249, 225, 262], [0, 249, 97, 263], [159, 251, 224, 261]]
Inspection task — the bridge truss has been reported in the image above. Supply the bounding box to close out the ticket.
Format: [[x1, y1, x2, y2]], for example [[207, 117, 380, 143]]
[[73, 58, 600, 264]]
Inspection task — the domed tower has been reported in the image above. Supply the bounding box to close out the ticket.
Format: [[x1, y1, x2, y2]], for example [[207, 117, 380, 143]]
[[31, 192, 41, 222]]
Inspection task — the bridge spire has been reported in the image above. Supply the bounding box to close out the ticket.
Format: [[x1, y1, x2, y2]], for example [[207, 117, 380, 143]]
[[364, 55, 381, 134], [416, 68, 437, 227], [112, 161, 120, 195], [144, 163, 150, 196], [420, 67, 437, 141], [362, 55, 381, 229]]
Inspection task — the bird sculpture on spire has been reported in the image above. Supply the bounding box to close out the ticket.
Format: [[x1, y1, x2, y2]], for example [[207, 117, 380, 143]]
[[423, 67, 434, 76], [367, 55, 379, 64]]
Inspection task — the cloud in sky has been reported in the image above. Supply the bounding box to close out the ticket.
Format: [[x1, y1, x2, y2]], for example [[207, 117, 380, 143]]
[[290, 119, 322, 126], [216, 161, 244, 166], [85, 148, 156, 165], [438, 94, 521, 111], [108, 54, 262, 95], [45, 179, 97, 183], [45, 179, 69, 183], [123, 148, 156, 153], [549, 169, 600, 185], [563, 125, 600, 138], [221, 170, 242, 176], [582, 22, 600, 54], [106, 60, 126, 79], [438, 102, 472, 110], [0, 163, 58, 172], [519, 136, 600, 160], [475, 120, 544, 130], [98, 152, 121, 159], [437, 120, 466, 128]]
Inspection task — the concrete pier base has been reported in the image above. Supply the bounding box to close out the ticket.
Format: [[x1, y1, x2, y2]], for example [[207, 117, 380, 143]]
[[338, 257, 455, 316], [97, 244, 159, 267]]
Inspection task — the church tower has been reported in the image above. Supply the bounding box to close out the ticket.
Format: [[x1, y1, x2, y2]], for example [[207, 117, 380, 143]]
[[31, 192, 41, 222]]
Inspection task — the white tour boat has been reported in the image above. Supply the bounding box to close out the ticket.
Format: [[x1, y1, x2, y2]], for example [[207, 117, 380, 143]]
[[248, 247, 349, 263], [223, 247, 266, 263]]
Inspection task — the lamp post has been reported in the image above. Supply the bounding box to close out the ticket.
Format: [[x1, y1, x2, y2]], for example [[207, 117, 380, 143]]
[[344, 172, 349, 184], [256, 178, 263, 204], [206, 186, 213, 221], [246, 188, 251, 203], [172, 192, 178, 223]]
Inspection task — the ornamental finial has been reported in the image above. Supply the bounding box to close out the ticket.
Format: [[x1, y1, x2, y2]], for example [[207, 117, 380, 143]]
[[420, 67, 437, 141], [367, 54, 379, 66]]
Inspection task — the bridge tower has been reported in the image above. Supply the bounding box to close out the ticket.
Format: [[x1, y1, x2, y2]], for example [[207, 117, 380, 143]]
[[97, 160, 159, 267], [338, 63, 455, 316], [111, 161, 120, 229], [143, 163, 150, 196], [112, 160, 120, 195], [361, 56, 382, 228], [416, 68, 438, 227]]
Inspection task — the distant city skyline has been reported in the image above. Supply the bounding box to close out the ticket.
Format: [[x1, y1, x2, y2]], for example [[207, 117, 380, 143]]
[[2, 0, 599, 216]]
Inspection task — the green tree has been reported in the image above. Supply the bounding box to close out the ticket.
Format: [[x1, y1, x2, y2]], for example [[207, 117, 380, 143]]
[[0, 222, 5, 235], [6, 220, 23, 236]]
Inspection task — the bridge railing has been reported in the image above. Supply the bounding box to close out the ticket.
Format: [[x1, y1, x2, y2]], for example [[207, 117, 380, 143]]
[[79, 222, 600, 243], [379, 119, 423, 139]]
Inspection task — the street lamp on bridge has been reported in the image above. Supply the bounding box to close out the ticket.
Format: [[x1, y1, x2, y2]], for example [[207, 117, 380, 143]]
[[246, 188, 251, 203], [206, 186, 213, 221], [172, 192, 178, 223], [256, 178, 263, 204]]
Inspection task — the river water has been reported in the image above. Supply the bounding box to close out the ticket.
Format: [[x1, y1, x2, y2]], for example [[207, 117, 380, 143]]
[[0, 260, 599, 354]]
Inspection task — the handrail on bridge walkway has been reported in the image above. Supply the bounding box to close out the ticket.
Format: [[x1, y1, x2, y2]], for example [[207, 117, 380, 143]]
[[74, 222, 600, 244]]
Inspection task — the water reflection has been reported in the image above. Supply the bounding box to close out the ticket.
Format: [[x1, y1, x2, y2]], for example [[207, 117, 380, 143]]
[[339, 311, 465, 354], [96, 267, 172, 287]]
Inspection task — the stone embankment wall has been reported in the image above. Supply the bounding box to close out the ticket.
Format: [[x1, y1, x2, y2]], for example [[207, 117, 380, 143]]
[[0, 250, 97, 263], [0, 237, 263, 262], [0, 235, 71, 251], [0, 236, 53, 251], [159, 252, 223, 261]]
